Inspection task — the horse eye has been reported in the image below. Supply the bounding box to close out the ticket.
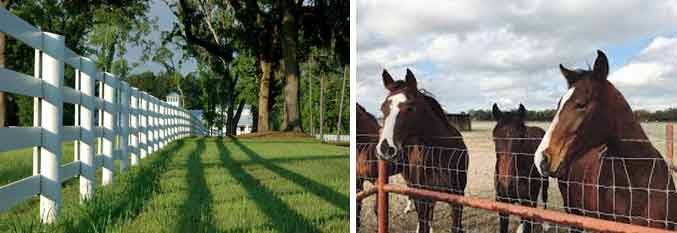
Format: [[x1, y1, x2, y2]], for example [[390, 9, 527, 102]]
[[575, 103, 586, 111], [409, 106, 416, 112]]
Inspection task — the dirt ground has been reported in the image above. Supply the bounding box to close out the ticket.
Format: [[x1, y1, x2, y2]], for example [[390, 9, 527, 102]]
[[358, 121, 676, 233]]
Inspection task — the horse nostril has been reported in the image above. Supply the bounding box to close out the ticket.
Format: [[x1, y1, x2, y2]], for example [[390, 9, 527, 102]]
[[539, 154, 550, 177], [386, 147, 396, 156], [379, 143, 390, 156]]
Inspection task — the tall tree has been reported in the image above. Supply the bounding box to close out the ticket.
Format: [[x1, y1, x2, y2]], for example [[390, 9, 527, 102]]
[[89, 2, 154, 74], [3, 0, 153, 126], [169, 0, 249, 135], [153, 45, 185, 107], [0, 0, 13, 127]]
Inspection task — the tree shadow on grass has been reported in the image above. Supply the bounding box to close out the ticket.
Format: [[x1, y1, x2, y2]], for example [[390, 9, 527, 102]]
[[216, 140, 322, 233], [236, 154, 347, 166], [230, 138, 348, 213], [175, 138, 218, 233], [58, 140, 186, 233]]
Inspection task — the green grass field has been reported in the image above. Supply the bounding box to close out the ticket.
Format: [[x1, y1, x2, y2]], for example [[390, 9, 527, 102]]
[[0, 137, 348, 233]]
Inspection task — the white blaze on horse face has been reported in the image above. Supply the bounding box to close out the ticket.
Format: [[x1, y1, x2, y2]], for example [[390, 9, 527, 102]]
[[534, 87, 576, 176], [377, 93, 408, 156]]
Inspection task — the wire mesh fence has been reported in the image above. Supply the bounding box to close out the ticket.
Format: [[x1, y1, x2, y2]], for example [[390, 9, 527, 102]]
[[356, 122, 677, 233]]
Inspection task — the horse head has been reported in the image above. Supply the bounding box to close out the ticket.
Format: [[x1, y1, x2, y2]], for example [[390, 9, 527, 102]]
[[535, 50, 619, 177], [492, 103, 528, 189]]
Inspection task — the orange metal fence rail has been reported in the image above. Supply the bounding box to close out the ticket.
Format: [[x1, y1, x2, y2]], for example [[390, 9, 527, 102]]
[[362, 157, 677, 233]]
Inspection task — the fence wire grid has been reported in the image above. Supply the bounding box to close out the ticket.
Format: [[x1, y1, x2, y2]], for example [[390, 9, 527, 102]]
[[357, 130, 677, 233]]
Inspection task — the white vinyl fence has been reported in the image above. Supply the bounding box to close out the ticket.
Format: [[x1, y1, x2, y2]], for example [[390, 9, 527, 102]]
[[0, 8, 205, 223]]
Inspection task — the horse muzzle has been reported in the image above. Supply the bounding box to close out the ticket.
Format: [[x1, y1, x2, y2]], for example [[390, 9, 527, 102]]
[[534, 151, 550, 177], [376, 140, 399, 161]]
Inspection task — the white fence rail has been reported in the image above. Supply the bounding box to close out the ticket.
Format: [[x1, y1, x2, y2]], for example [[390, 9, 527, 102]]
[[0, 8, 206, 223]]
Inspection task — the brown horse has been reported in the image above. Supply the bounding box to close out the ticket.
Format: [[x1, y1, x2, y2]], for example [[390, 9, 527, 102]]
[[377, 69, 469, 233], [357, 103, 410, 231], [357, 103, 379, 232], [492, 103, 549, 233], [534, 50, 677, 231]]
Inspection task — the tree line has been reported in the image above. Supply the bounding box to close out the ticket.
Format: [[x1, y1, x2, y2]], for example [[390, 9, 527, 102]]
[[467, 108, 677, 122], [0, 0, 349, 136]]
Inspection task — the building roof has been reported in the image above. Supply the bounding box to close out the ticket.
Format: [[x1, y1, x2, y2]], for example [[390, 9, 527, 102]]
[[166, 91, 180, 97]]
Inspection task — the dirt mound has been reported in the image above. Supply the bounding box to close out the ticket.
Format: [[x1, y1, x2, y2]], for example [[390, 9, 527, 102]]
[[236, 131, 314, 139]]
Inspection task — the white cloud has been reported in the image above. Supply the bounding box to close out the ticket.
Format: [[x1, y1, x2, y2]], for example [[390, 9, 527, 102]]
[[357, 0, 677, 114], [609, 36, 677, 110]]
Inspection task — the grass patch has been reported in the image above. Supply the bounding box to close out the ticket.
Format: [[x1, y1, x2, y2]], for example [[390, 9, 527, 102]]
[[1, 136, 348, 233]]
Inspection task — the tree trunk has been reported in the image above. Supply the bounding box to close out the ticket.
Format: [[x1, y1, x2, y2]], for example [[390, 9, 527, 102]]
[[319, 71, 325, 142], [308, 69, 313, 135], [0, 0, 10, 128], [0, 28, 6, 127], [280, 1, 302, 132], [258, 60, 271, 131], [251, 105, 258, 132], [174, 73, 185, 108], [231, 100, 245, 135], [225, 80, 236, 136], [336, 65, 347, 143]]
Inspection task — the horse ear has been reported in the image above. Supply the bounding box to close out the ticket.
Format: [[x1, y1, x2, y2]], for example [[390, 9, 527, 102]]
[[593, 50, 609, 80], [492, 103, 502, 121], [382, 69, 395, 91], [518, 103, 527, 120], [405, 68, 417, 90], [559, 64, 578, 86]]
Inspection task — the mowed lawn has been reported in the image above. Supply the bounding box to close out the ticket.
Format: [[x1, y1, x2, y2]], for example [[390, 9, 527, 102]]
[[1, 137, 348, 233]]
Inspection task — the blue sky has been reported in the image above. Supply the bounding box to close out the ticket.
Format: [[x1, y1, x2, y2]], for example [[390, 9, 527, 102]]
[[357, 0, 677, 115], [122, 0, 197, 76]]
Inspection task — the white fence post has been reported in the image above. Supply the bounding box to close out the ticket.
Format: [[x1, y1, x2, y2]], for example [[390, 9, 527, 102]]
[[130, 88, 140, 166], [39, 32, 64, 223], [153, 97, 159, 151], [160, 102, 165, 148], [172, 107, 179, 140], [140, 92, 148, 159], [145, 96, 151, 154], [32, 49, 41, 176], [119, 82, 130, 172], [102, 73, 116, 186], [78, 58, 96, 202], [148, 97, 155, 153], [148, 95, 155, 154]]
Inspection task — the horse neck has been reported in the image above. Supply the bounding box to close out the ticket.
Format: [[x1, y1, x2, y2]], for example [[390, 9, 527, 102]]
[[603, 83, 660, 159], [357, 120, 379, 143], [411, 102, 463, 147]]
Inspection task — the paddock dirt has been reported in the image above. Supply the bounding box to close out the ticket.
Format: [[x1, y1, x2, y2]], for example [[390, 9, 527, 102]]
[[358, 121, 676, 233]]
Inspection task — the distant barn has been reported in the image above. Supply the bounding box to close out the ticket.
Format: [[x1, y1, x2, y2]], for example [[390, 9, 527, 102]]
[[446, 113, 472, 131]]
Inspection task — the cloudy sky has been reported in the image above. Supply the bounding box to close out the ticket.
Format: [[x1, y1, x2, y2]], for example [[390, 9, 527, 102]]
[[357, 0, 677, 116]]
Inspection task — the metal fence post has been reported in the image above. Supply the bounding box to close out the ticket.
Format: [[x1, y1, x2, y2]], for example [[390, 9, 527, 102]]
[[130, 88, 139, 165], [102, 73, 116, 186], [119, 82, 130, 172], [78, 58, 96, 202], [667, 123, 674, 166], [377, 159, 390, 233], [39, 32, 64, 223]]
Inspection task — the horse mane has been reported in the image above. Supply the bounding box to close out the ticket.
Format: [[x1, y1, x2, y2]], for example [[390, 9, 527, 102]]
[[419, 89, 460, 135], [388, 82, 460, 135]]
